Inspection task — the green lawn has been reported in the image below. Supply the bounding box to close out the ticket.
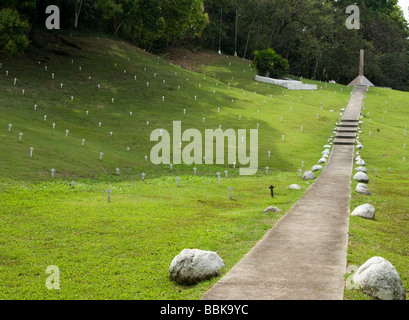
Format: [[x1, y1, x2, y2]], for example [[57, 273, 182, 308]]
[[1, 34, 407, 300], [344, 87, 409, 300]]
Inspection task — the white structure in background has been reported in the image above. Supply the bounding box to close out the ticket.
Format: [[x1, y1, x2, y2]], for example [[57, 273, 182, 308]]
[[254, 75, 317, 91]]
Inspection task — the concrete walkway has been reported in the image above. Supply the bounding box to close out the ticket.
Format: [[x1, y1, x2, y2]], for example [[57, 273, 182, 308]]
[[201, 86, 366, 300]]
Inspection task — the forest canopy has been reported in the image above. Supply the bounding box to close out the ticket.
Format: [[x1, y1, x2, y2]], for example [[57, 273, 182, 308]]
[[1, 0, 408, 90]]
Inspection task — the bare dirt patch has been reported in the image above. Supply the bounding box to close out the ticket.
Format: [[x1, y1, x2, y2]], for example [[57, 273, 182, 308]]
[[164, 47, 227, 72]]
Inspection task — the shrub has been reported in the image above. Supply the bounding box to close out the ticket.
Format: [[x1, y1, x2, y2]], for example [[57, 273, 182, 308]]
[[252, 48, 289, 79], [0, 8, 30, 55]]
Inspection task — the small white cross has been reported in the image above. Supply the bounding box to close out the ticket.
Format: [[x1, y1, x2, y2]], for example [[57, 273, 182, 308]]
[[228, 186, 233, 199], [216, 172, 221, 186], [106, 188, 112, 202]]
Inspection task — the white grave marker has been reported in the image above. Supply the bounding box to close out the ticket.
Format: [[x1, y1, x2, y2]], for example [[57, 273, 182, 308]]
[[228, 186, 233, 199], [216, 172, 221, 186], [106, 188, 112, 202]]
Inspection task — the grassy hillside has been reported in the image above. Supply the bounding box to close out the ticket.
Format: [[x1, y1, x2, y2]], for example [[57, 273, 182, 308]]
[[0, 35, 350, 182], [345, 87, 409, 300], [2, 33, 407, 300]]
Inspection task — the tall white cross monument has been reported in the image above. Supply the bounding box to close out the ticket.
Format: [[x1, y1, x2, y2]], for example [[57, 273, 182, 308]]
[[349, 49, 375, 87]]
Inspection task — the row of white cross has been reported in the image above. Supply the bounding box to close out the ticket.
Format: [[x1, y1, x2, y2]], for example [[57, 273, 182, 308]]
[[3, 54, 359, 185]]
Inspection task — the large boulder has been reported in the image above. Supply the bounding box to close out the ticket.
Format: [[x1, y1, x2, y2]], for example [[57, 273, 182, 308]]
[[169, 249, 225, 285], [356, 159, 366, 166], [356, 183, 371, 195], [303, 171, 315, 180], [354, 167, 367, 173], [322, 149, 330, 155], [312, 165, 323, 172], [351, 203, 375, 219], [289, 184, 301, 190], [354, 172, 369, 183], [264, 206, 283, 213], [353, 257, 406, 300]]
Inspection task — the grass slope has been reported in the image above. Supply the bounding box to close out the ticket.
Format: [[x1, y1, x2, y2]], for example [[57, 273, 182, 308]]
[[344, 87, 409, 300], [1, 33, 398, 300]]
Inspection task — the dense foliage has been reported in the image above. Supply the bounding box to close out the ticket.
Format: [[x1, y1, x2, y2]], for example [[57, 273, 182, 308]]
[[1, 0, 408, 90], [202, 0, 409, 90]]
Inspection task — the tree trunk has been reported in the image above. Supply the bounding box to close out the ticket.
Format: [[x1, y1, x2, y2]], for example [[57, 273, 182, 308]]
[[74, 0, 83, 29], [243, 15, 256, 59], [313, 57, 319, 80]]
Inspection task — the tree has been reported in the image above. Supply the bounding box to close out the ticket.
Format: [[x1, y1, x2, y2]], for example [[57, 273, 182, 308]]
[[0, 8, 30, 55], [252, 48, 289, 78]]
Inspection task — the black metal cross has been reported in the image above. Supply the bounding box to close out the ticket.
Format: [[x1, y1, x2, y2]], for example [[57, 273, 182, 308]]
[[269, 185, 275, 198]]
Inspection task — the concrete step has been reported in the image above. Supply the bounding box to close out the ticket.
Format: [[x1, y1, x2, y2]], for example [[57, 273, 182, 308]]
[[337, 128, 357, 133], [336, 132, 357, 139], [333, 138, 356, 145], [338, 123, 358, 128]]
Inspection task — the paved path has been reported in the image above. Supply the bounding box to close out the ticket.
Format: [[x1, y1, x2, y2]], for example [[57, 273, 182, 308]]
[[201, 86, 366, 300]]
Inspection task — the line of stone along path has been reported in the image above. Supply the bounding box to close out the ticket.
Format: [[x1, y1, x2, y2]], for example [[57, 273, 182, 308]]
[[201, 86, 366, 300]]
